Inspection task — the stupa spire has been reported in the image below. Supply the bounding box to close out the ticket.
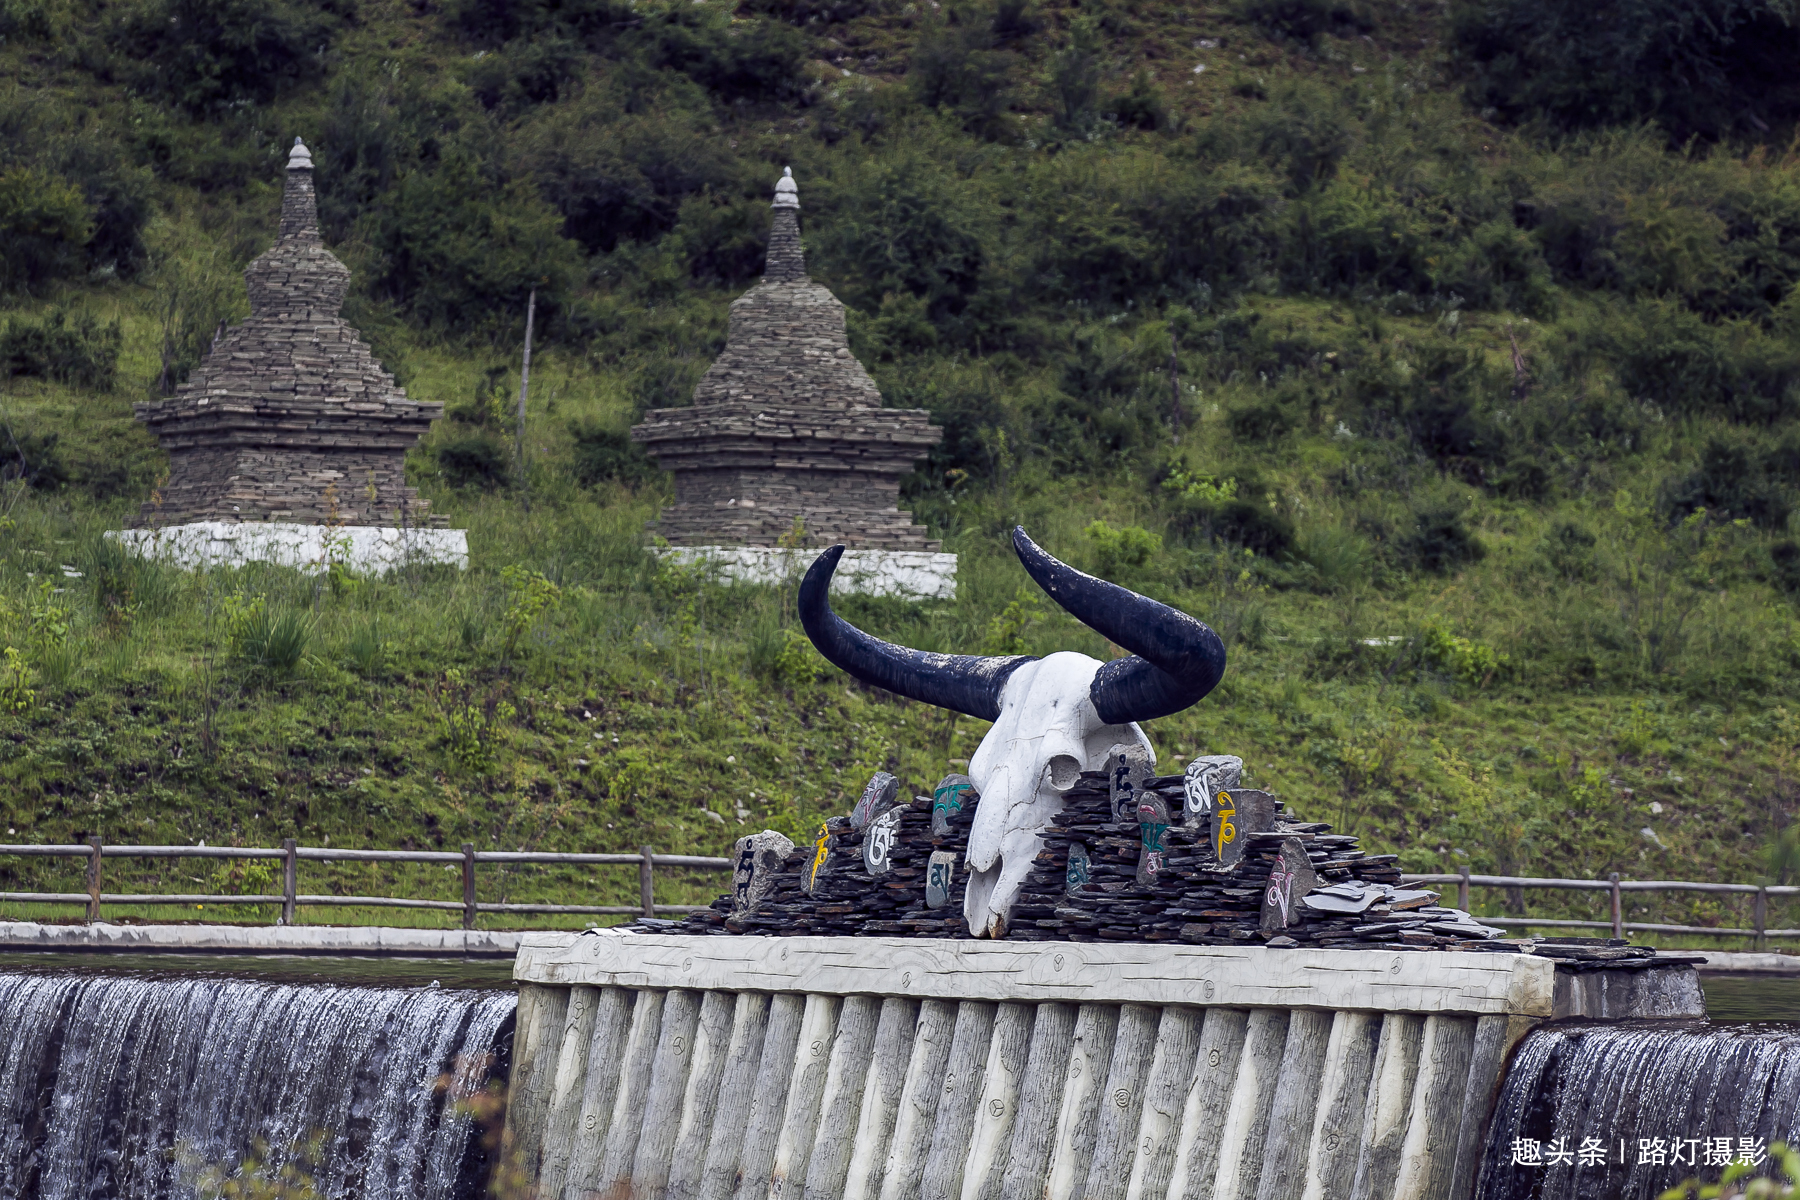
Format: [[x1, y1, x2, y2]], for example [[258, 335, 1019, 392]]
[[247, 135, 349, 318], [764, 166, 806, 284], [278, 137, 322, 243]]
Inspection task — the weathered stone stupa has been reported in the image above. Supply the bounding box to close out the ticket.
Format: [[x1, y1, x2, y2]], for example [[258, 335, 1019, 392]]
[[118, 138, 465, 573], [630, 169, 957, 599]]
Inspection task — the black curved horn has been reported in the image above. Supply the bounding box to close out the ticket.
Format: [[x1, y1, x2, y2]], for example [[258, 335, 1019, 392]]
[[1011, 526, 1226, 724], [798, 545, 1033, 721]]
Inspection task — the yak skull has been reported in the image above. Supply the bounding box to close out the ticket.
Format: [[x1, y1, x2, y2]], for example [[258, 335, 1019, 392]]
[[799, 527, 1226, 938]]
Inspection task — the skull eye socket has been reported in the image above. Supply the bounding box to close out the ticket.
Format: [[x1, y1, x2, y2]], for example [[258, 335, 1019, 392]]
[[1046, 755, 1082, 790]]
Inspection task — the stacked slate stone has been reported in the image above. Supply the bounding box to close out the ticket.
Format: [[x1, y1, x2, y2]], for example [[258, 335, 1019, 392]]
[[1007, 770, 1499, 949], [667, 783, 983, 938], [646, 763, 1503, 948]]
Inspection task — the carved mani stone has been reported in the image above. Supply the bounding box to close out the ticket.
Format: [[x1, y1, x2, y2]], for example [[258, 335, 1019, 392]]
[[863, 805, 904, 876], [802, 821, 832, 895], [732, 830, 796, 914], [925, 850, 958, 909], [1260, 836, 1320, 932], [1065, 841, 1092, 896], [932, 773, 977, 838], [631, 168, 943, 551], [1107, 743, 1155, 825], [1212, 787, 1277, 867], [1136, 821, 1171, 886], [852, 771, 900, 831], [1183, 754, 1243, 824]]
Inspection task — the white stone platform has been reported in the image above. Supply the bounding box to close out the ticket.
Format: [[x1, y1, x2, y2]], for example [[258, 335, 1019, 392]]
[[109, 522, 468, 574], [658, 545, 956, 600]]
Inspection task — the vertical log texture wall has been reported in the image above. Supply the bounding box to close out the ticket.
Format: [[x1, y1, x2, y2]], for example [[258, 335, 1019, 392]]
[[504, 933, 1700, 1200]]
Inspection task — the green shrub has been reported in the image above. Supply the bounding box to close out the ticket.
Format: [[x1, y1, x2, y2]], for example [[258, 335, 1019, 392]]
[[0, 308, 123, 390], [570, 422, 656, 487], [107, 0, 354, 113], [0, 167, 91, 293], [1400, 504, 1485, 573], [1238, 0, 1369, 44], [1084, 520, 1162, 580], [1609, 302, 1800, 424], [0, 427, 69, 491], [436, 431, 511, 490], [1452, 0, 1800, 143], [0, 0, 53, 39], [1228, 398, 1299, 442], [1110, 69, 1168, 132], [1662, 438, 1792, 529], [467, 37, 585, 111], [361, 152, 579, 336], [1420, 618, 1508, 685], [908, 11, 1020, 139]]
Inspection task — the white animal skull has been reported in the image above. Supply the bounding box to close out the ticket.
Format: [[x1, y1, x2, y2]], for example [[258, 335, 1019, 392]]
[[800, 527, 1226, 937], [962, 652, 1152, 936]]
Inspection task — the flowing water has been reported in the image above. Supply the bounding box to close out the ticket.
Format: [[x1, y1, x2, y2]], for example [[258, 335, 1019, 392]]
[[0, 969, 515, 1200], [1477, 1020, 1800, 1199]]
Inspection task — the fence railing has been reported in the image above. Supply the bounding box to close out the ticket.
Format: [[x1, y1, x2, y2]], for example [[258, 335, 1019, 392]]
[[1405, 868, 1800, 951], [0, 840, 732, 928], [1, 844, 1796, 946]]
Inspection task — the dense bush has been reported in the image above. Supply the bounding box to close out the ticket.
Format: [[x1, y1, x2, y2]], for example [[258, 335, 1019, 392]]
[[0, 308, 123, 390], [361, 154, 580, 335], [436, 431, 512, 489], [569, 422, 657, 486], [0, 168, 90, 293], [106, 0, 355, 113], [1452, 0, 1800, 142], [0, 426, 69, 490]]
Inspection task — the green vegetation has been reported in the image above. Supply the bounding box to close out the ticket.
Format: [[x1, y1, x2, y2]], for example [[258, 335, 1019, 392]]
[[3, 0, 1800, 940]]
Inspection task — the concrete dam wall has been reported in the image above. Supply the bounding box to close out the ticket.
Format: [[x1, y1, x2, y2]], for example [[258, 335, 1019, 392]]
[[501, 933, 1701, 1200]]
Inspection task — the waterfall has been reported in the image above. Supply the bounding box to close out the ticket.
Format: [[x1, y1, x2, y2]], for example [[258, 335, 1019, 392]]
[[0, 970, 515, 1200], [1478, 1021, 1800, 1200]]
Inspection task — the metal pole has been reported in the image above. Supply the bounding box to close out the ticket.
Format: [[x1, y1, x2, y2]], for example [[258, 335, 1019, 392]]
[[515, 287, 536, 505], [640, 845, 655, 918], [281, 838, 297, 926], [1458, 864, 1470, 913], [1609, 872, 1623, 940], [85, 837, 102, 923], [462, 843, 477, 931], [1755, 886, 1768, 953]]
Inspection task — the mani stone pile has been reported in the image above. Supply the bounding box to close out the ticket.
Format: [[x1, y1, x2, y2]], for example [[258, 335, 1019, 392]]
[[653, 754, 1506, 949], [132, 138, 443, 529], [630, 169, 944, 551]]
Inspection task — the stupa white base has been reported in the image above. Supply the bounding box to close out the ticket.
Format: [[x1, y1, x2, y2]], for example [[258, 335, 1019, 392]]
[[108, 522, 468, 574], [657, 545, 956, 600]]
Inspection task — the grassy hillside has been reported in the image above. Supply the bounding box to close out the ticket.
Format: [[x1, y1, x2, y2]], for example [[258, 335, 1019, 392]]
[[3, 0, 1800, 940]]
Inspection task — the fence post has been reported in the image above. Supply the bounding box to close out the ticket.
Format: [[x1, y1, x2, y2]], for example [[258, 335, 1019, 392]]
[[86, 837, 103, 924], [1755, 887, 1768, 953], [640, 845, 655, 918], [281, 839, 297, 926], [462, 844, 477, 931], [1609, 872, 1623, 940], [1458, 864, 1470, 913]]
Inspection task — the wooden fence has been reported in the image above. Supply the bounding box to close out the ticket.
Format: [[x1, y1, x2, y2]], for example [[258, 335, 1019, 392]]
[[0, 841, 731, 928], [1, 843, 1797, 946]]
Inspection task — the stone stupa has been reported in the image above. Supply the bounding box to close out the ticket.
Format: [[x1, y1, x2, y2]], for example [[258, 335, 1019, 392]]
[[630, 168, 957, 599], [117, 138, 466, 574]]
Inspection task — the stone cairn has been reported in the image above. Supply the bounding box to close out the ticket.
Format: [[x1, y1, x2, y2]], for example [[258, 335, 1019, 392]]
[[646, 759, 1521, 952], [630, 169, 945, 550], [133, 138, 443, 529]]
